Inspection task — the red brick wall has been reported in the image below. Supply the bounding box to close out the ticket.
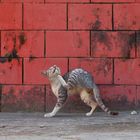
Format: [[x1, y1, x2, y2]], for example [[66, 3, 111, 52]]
[[0, 0, 139, 112]]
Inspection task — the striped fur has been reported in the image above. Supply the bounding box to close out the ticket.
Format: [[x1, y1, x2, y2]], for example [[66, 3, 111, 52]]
[[42, 65, 118, 117], [63, 68, 118, 115]]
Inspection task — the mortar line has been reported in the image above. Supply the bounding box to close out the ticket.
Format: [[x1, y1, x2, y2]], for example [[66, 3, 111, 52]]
[[135, 31, 137, 58], [0, 83, 139, 86], [0, 29, 139, 32], [0, 56, 138, 59], [44, 31, 46, 57], [112, 4, 114, 30], [0, 31, 1, 56], [44, 85, 47, 112], [135, 85, 138, 110], [66, 3, 69, 30], [68, 58, 70, 72], [0, 85, 2, 112], [22, 58, 24, 84], [89, 30, 92, 57], [0, 56, 139, 59], [22, 2, 24, 30], [78, 2, 135, 4], [45, 2, 91, 4], [112, 58, 115, 84], [43, 2, 135, 4]]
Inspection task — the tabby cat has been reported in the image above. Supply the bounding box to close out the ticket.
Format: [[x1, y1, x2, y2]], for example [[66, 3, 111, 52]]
[[41, 65, 118, 118]]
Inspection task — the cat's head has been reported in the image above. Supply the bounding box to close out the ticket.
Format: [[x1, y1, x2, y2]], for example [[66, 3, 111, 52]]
[[41, 65, 61, 78]]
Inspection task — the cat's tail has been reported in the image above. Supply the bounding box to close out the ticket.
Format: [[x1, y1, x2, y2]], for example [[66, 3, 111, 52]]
[[93, 84, 118, 116]]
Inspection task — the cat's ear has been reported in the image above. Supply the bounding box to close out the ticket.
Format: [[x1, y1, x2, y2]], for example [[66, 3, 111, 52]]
[[58, 67, 61, 75]]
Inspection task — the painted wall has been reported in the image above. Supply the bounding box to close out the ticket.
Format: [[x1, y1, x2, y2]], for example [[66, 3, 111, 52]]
[[0, 0, 140, 112]]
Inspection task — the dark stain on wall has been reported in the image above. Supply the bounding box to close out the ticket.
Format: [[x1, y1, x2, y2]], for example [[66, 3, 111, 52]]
[[76, 32, 82, 48], [0, 85, 2, 111], [29, 55, 36, 62], [1, 86, 45, 112], [91, 31, 112, 54], [119, 32, 135, 58], [102, 94, 136, 110], [137, 32, 140, 55], [18, 32, 27, 46], [0, 32, 27, 64], [91, 31, 136, 58], [96, 58, 112, 76], [90, 19, 102, 30], [0, 58, 9, 63], [89, 7, 103, 30], [137, 32, 140, 44]]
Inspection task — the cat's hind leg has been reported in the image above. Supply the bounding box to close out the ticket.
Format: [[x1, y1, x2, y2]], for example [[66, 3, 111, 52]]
[[80, 90, 97, 117]]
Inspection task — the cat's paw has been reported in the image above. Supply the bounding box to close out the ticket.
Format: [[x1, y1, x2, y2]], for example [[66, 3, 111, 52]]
[[86, 112, 92, 117], [44, 113, 55, 118]]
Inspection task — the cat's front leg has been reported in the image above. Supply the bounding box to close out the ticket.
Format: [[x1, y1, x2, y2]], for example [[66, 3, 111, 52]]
[[44, 105, 61, 118], [44, 86, 68, 118], [57, 75, 70, 89]]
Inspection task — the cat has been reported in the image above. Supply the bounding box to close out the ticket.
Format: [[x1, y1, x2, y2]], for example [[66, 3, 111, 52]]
[[41, 65, 118, 117]]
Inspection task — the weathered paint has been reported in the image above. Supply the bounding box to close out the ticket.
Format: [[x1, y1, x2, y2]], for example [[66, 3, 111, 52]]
[[1, 85, 45, 112], [0, 1, 139, 112]]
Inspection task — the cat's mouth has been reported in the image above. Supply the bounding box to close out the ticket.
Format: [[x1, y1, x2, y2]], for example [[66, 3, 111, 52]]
[[41, 70, 47, 76]]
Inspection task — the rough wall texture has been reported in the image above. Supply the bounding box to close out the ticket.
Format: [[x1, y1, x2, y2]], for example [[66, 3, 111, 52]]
[[0, 0, 139, 112]]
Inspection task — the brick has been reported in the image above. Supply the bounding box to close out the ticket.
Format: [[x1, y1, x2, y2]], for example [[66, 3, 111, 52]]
[[0, 59, 22, 84], [92, 0, 135, 2], [68, 4, 112, 30], [1, 85, 45, 112], [114, 59, 140, 84], [1, 0, 44, 2], [45, 0, 90, 2], [1, 31, 44, 57], [137, 31, 140, 57], [46, 85, 89, 113], [114, 4, 140, 30], [24, 4, 66, 29], [46, 31, 90, 57], [0, 4, 22, 29], [24, 58, 68, 84], [91, 31, 135, 58], [69, 58, 113, 84], [99, 85, 136, 110]]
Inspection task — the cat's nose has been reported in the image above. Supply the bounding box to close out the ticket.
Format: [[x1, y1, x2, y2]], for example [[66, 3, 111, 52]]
[[41, 70, 45, 75]]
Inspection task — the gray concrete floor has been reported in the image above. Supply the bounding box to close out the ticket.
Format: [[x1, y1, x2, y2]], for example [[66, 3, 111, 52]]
[[0, 111, 140, 140]]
